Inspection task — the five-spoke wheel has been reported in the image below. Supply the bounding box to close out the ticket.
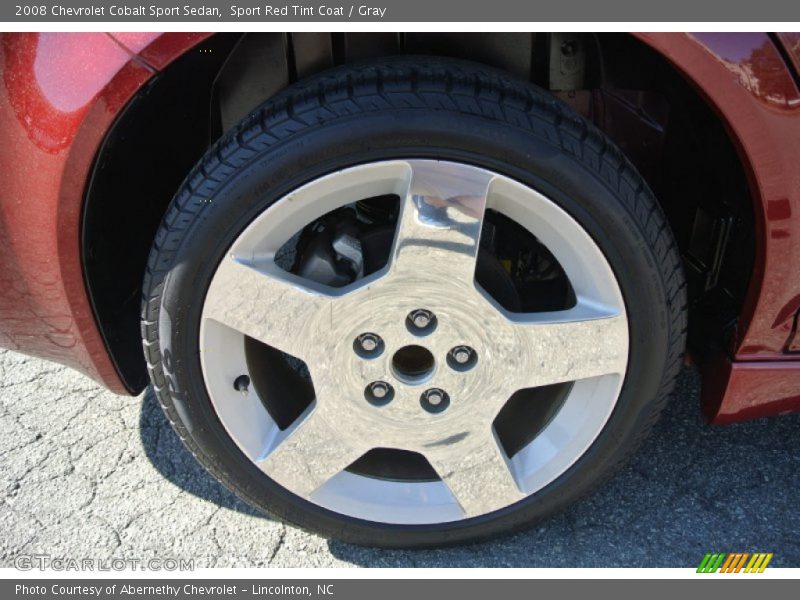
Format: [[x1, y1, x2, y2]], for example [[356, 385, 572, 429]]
[[200, 160, 628, 523]]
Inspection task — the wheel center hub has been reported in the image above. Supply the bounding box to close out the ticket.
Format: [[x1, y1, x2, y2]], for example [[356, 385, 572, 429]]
[[391, 345, 435, 384], [340, 299, 490, 428]]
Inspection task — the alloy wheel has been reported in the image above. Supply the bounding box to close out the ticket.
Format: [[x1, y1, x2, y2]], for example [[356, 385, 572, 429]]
[[199, 159, 629, 524]]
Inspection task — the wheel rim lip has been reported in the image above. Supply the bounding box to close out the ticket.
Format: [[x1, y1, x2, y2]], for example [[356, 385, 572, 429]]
[[198, 159, 629, 525]]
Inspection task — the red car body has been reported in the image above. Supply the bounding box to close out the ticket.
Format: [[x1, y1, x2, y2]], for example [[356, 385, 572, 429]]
[[1, 32, 799, 423]]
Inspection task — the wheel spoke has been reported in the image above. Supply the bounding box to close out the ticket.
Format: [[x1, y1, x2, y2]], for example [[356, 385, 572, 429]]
[[256, 405, 366, 499], [388, 160, 493, 282], [509, 300, 628, 390], [203, 255, 331, 361], [425, 430, 524, 517], [426, 430, 524, 517]]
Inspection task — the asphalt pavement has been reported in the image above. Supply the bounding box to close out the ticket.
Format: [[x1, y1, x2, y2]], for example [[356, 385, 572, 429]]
[[1, 348, 798, 568]]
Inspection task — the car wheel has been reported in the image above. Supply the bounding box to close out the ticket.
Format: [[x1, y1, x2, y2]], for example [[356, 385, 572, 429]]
[[142, 57, 686, 547]]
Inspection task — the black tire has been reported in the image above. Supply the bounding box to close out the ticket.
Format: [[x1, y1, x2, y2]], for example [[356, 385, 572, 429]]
[[142, 56, 686, 548]]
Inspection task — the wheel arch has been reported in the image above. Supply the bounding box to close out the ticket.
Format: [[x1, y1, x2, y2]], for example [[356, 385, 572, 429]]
[[82, 32, 784, 426]]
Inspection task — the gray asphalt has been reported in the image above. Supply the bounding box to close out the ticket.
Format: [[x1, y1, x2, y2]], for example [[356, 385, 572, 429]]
[[1, 348, 798, 568]]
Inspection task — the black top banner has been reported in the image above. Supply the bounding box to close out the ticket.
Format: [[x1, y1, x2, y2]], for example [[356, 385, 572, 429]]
[[4, 0, 800, 22]]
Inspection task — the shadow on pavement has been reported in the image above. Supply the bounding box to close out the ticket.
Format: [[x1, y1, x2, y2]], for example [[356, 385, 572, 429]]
[[139, 368, 800, 567], [138, 387, 266, 519]]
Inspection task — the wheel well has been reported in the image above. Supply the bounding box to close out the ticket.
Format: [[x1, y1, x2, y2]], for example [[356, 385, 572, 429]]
[[82, 33, 755, 393]]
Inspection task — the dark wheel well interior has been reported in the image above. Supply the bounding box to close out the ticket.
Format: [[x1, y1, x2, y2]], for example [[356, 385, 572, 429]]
[[82, 33, 755, 393]]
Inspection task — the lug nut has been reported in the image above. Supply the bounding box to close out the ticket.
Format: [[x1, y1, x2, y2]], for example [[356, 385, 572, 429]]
[[420, 388, 450, 413], [359, 334, 378, 352], [406, 309, 437, 335], [365, 381, 394, 406], [453, 347, 471, 364], [354, 333, 384, 358], [233, 374, 250, 394], [426, 390, 444, 405], [371, 381, 389, 398], [412, 311, 431, 328]]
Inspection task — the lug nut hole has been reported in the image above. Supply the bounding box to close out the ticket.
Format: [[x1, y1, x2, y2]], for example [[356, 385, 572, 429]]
[[353, 332, 384, 359], [420, 388, 450, 413], [447, 345, 478, 372], [365, 381, 394, 407], [406, 309, 437, 336]]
